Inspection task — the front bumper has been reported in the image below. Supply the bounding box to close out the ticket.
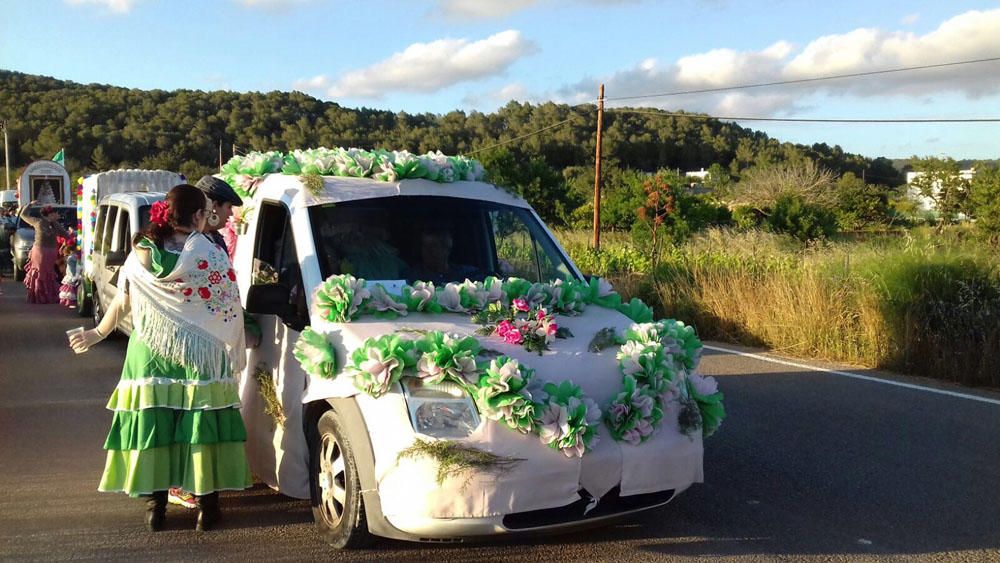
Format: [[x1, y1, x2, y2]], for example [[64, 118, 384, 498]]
[[380, 486, 679, 541]]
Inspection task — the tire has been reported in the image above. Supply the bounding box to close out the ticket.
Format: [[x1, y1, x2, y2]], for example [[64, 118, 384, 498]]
[[91, 290, 103, 329], [310, 409, 373, 549], [76, 282, 92, 317]]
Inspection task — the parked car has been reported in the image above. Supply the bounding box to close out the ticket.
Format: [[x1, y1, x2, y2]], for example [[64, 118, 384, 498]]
[[233, 173, 709, 548], [81, 191, 164, 330], [10, 203, 77, 281]]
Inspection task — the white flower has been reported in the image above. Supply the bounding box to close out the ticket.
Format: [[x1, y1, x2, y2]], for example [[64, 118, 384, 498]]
[[409, 281, 435, 310], [493, 358, 521, 383], [537, 402, 570, 446], [449, 354, 480, 385], [416, 352, 445, 382], [369, 285, 407, 315], [359, 348, 399, 390], [689, 373, 719, 396], [632, 390, 655, 418], [438, 283, 466, 312], [582, 396, 602, 425], [596, 277, 615, 297]]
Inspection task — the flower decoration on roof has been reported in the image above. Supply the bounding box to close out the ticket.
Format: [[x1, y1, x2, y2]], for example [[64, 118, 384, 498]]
[[220, 147, 487, 199]]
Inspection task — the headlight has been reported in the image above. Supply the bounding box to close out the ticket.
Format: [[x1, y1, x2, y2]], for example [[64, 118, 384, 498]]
[[402, 378, 480, 439]]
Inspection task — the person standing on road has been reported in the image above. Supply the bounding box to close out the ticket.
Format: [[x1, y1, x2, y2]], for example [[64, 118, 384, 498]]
[[69, 184, 252, 532], [22, 204, 70, 303], [159, 175, 261, 512]]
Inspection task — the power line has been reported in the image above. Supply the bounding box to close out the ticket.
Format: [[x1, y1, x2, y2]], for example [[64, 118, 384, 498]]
[[464, 118, 577, 156], [611, 108, 1000, 123], [601, 56, 1000, 102]]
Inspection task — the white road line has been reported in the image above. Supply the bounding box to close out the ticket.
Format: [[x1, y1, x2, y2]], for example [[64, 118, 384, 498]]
[[704, 344, 1000, 406]]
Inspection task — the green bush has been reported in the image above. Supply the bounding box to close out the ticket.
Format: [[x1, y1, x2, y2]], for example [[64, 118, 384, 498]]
[[766, 194, 837, 241]]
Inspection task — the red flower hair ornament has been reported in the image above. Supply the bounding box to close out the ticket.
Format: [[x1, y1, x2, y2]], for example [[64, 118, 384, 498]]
[[149, 201, 170, 227]]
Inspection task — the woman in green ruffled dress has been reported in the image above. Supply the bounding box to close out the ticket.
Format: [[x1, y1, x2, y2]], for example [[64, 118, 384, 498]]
[[70, 184, 251, 532]]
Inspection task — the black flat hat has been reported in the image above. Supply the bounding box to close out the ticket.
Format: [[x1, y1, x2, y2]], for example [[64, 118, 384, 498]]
[[195, 176, 244, 207]]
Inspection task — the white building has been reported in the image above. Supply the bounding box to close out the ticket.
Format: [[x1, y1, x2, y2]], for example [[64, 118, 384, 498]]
[[905, 168, 975, 213]]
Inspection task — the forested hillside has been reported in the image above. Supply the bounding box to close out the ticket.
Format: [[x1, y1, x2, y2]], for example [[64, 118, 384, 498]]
[[1, 70, 905, 224]]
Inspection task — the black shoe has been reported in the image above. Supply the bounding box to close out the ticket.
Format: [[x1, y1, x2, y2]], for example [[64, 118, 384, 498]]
[[195, 493, 221, 532], [145, 509, 165, 532], [144, 491, 167, 532]]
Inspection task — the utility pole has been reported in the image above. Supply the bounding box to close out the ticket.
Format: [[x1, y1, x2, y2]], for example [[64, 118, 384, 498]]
[[592, 84, 605, 250], [218, 139, 223, 171], [1, 119, 10, 190]]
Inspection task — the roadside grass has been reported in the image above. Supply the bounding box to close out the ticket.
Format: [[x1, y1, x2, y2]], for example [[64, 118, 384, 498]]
[[558, 227, 1000, 388]]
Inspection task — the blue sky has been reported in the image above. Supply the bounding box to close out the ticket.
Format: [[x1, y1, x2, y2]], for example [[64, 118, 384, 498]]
[[3, 0, 999, 160]]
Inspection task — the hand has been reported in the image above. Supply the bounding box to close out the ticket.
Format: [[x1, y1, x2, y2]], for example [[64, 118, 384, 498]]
[[70, 329, 105, 353]]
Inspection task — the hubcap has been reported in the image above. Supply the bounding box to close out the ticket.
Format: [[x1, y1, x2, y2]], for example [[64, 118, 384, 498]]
[[318, 433, 348, 527]]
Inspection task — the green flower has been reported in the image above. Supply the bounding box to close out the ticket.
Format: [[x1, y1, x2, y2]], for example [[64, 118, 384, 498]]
[[475, 357, 536, 434], [347, 335, 416, 398], [605, 375, 663, 445], [533, 380, 601, 457], [618, 298, 654, 323], [314, 274, 370, 323], [414, 332, 481, 386], [686, 378, 725, 438], [292, 327, 338, 379]]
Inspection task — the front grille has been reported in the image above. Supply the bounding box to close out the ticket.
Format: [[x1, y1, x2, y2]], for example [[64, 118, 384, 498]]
[[501, 486, 674, 530]]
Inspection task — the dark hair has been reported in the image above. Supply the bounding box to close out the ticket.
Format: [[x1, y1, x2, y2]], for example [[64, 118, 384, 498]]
[[133, 184, 207, 249]]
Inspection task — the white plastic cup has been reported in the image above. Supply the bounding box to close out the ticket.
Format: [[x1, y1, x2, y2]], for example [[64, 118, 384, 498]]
[[66, 326, 86, 354]]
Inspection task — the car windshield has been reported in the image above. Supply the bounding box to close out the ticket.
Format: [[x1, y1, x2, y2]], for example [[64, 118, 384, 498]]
[[18, 205, 77, 231], [309, 196, 576, 285]]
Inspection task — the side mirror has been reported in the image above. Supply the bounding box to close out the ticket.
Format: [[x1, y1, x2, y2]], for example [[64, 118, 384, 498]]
[[246, 284, 294, 316], [106, 250, 126, 267]]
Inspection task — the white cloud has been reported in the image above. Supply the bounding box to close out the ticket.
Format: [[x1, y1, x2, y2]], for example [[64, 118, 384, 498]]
[[300, 30, 538, 100], [64, 0, 137, 13], [234, 0, 311, 8], [554, 9, 1000, 116], [434, 0, 641, 20], [436, 0, 540, 20], [902, 13, 920, 25], [462, 82, 534, 107]]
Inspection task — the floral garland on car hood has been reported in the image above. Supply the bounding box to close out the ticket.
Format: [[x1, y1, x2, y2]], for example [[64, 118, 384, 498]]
[[220, 148, 487, 200], [292, 274, 726, 454]]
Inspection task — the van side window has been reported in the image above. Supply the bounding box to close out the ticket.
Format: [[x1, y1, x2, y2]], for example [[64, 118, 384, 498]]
[[253, 201, 306, 328], [94, 205, 109, 253], [100, 206, 116, 254], [114, 208, 130, 253]]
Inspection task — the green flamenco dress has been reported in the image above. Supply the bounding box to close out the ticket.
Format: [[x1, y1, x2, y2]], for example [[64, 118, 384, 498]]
[[98, 240, 252, 497]]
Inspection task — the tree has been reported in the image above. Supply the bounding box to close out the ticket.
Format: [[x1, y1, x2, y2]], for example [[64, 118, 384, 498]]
[[636, 172, 677, 262], [968, 164, 1000, 243], [907, 156, 970, 232], [834, 172, 892, 230], [727, 158, 837, 211]]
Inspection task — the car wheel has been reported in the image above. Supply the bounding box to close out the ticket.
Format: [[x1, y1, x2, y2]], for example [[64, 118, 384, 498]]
[[310, 409, 372, 549], [76, 283, 92, 317], [91, 291, 103, 329]]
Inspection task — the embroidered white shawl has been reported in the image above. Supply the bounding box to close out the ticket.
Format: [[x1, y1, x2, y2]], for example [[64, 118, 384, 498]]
[[120, 233, 246, 377]]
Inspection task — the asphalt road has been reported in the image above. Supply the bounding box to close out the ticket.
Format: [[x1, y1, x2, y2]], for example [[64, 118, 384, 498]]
[[2, 278, 999, 562]]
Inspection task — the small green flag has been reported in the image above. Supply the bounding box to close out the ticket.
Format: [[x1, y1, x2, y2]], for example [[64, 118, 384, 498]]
[[52, 149, 64, 166]]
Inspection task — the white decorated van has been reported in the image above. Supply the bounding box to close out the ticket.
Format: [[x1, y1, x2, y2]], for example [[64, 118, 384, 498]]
[[227, 149, 724, 548]]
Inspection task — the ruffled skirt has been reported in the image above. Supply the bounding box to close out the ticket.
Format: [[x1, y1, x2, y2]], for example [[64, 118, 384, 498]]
[[59, 280, 78, 307], [24, 245, 60, 304], [99, 336, 252, 497]]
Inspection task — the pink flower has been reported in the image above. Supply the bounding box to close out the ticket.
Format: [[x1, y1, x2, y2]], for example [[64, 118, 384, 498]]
[[496, 320, 515, 337], [547, 323, 558, 336], [536, 309, 548, 320], [503, 329, 524, 345], [513, 298, 530, 312]]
